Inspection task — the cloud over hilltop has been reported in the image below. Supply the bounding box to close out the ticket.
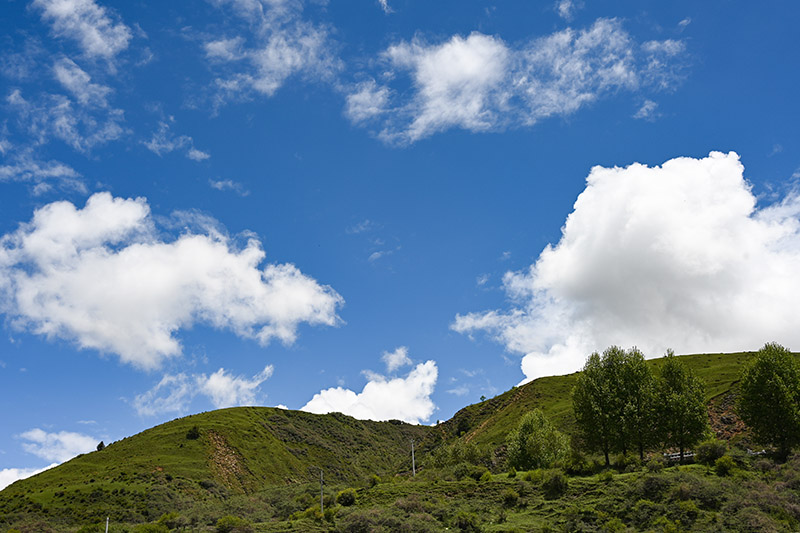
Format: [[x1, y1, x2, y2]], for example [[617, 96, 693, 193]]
[[454, 152, 800, 381]]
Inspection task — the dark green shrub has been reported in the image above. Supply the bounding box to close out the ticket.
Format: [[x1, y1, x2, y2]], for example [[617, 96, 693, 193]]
[[186, 425, 200, 440], [646, 455, 665, 472], [542, 469, 568, 499], [696, 439, 727, 465], [157, 512, 180, 529], [502, 488, 519, 507], [453, 510, 481, 532], [336, 488, 356, 506], [715, 455, 736, 476], [369, 474, 381, 487], [507, 467, 516, 478]]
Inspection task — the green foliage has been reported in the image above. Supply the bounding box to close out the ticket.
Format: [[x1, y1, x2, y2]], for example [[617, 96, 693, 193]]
[[427, 440, 491, 469], [506, 467, 516, 478], [738, 342, 800, 460], [501, 488, 519, 507], [506, 408, 570, 471], [133, 524, 169, 533], [542, 469, 569, 499], [714, 455, 735, 476], [478, 470, 492, 483], [696, 438, 727, 465], [336, 488, 356, 507], [453, 510, 481, 532], [96, 441, 105, 452], [657, 351, 709, 461], [185, 425, 200, 440], [573, 346, 658, 465], [215, 515, 253, 533]]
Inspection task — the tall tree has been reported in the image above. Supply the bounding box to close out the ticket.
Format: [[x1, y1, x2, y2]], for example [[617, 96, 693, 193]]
[[738, 342, 800, 461], [657, 351, 709, 463], [573, 347, 625, 466], [620, 348, 657, 461]]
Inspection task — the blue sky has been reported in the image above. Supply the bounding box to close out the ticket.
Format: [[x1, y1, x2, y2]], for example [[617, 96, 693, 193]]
[[2, 0, 800, 487]]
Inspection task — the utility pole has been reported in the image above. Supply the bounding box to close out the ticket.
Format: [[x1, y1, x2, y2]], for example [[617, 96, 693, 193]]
[[411, 439, 416, 477]]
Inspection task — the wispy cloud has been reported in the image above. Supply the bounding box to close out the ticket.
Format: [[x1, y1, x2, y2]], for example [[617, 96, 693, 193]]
[[18, 428, 97, 463], [143, 120, 210, 162], [32, 0, 132, 64], [347, 19, 687, 144], [204, 0, 340, 106], [209, 178, 249, 196], [133, 365, 274, 416]]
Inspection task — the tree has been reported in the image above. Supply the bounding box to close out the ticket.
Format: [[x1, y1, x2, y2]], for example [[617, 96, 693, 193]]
[[572, 349, 620, 466], [506, 408, 569, 470], [657, 351, 709, 463], [620, 348, 657, 461], [738, 342, 800, 460], [96, 441, 105, 451], [573, 346, 659, 465]]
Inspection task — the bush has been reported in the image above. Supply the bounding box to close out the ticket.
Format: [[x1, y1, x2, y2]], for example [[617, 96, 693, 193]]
[[597, 469, 614, 483], [715, 455, 736, 476], [696, 439, 727, 465], [507, 467, 516, 478], [542, 469, 569, 499], [453, 511, 481, 532], [215, 515, 253, 533], [502, 488, 519, 507], [186, 425, 200, 440], [646, 455, 666, 472], [368, 474, 381, 487], [336, 488, 357, 507], [479, 470, 492, 483]]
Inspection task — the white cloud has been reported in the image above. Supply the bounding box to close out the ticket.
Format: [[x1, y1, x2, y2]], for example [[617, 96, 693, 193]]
[[345, 80, 390, 123], [633, 99, 659, 121], [131, 373, 195, 416], [454, 152, 800, 382], [198, 365, 274, 408], [133, 364, 274, 415], [381, 346, 411, 372], [7, 87, 126, 153], [187, 148, 211, 161], [348, 19, 686, 144], [0, 192, 343, 369], [302, 359, 438, 424], [53, 57, 111, 107], [555, 0, 579, 21], [33, 0, 132, 62], [209, 178, 248, 196], [377, 0, 392, 14], [0, 150, 85, 192], [0, 463, 58, 491], [18, 428, 97, 462], [205, 0, 339, 104], [143, 121, 210, 162]]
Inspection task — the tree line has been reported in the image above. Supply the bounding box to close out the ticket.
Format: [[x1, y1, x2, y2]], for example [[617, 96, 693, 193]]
[[507, 342, 800, 471]]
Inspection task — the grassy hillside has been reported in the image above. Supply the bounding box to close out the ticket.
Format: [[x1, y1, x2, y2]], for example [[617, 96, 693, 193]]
[[1, 350, 788, 531], [438, 351, 761, 454], [0, 407, 435, 528]]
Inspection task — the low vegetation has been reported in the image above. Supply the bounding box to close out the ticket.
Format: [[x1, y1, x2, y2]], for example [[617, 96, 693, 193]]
[[3, 344, 800, 531]]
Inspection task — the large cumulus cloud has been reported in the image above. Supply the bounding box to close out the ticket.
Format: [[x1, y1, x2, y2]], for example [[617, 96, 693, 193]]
[[454, 152, 800, 381], [0, 192, 343, 369]]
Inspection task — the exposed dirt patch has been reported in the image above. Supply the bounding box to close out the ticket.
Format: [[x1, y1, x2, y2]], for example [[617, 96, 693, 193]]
[[206, 430, 253, 493], [708, 391, 748, 442]]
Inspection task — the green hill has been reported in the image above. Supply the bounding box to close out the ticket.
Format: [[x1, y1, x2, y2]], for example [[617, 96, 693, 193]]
[[0, 350, 782, 532]]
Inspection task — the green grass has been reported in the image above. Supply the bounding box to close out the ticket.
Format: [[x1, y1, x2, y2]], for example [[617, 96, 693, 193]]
[[2, 349, 794, 531]]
